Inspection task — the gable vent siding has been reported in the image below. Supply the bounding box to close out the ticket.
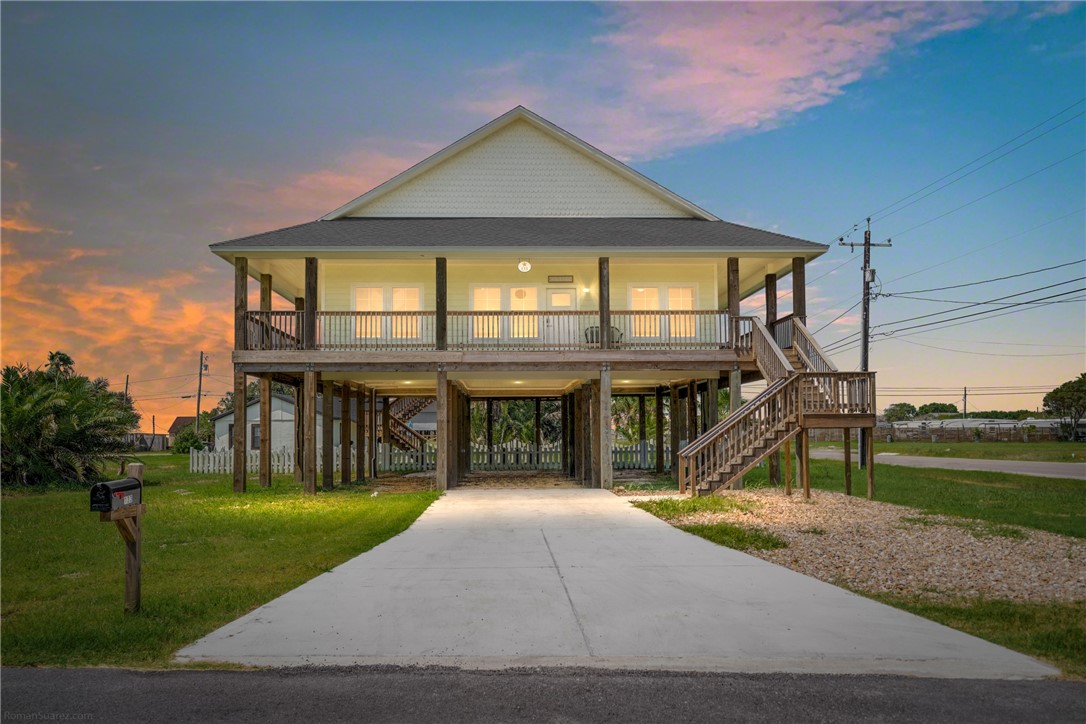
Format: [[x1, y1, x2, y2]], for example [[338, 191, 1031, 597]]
[[351, 120, 691, 219]]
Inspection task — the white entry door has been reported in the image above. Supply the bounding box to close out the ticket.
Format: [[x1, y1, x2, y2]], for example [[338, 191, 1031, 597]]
[[545, 288, 577, 348]]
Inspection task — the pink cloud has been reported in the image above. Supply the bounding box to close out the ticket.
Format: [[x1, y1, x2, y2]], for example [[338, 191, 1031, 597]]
[[215, 143, 439, 236], [462, 2, 995, 160]]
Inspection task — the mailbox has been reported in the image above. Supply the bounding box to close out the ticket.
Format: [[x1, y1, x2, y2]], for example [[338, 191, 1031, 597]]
[[90, 478, 142, 512]]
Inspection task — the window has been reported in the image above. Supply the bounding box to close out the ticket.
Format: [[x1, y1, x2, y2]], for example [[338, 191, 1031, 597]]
[[509, 287, 538, 338], [473, 287, 501, 338], [354, 287, 382, 338], [251, 423, 261, 450], [631, 287, 661, 337], [668, 286, 696, 337], [228, 423, 234, 448], [390, 287, 421, 339], [352, 285, 423, 339]]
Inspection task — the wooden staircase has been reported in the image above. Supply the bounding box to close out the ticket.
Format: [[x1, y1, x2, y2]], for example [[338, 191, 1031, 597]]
[[678, 317, 875, 496], [385, 397, 434, 452]]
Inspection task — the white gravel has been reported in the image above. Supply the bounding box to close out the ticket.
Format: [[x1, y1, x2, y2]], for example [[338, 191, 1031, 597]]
[[643, 488, 1086, 603]]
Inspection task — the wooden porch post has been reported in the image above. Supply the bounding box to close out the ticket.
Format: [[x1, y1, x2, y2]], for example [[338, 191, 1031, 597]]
[[362, 388, 371, 484], [232, 368, 247, 493], [573, 387, 586, 483], [322, 380, 334, 491], [843, 427, 853, 496], [340, 383, 351, 487], [784, 439, 793, 496], [686, 381, 698, 444], [293, 296, 305, 484], [368, 387, 378, 478], [766, 271, 781, 486], [801, 428, 811, 500], [599, 365, 613, 489], [638, 394, 646, 468], [669, 384, 680, 476], [705, 378, 719, 428], [727, 257, 740, 317], [866, 429, 875, 500], [655, 387, 665, 475], [234, 257, 248, 351], [589, 380, 601, 487], [598, 257, 611, 350], [792, 256, 807, 324], [303, 371, 317, 495], [534, 398, 542, 451], [560, 394, 570, 475], [259, 273, 272, 350], [293, 380, 303, 484], [485, 400, 494, 465], [435, 370, 448, 491], [304, 257, 318, 350], [258, 375, 271, 488], [436, 257, 447, 351]]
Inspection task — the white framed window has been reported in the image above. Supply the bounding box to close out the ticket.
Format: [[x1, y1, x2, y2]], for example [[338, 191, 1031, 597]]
[[352, 285, 424, 339], [470, 284, 541, 340], [627, 284, 698, 338]]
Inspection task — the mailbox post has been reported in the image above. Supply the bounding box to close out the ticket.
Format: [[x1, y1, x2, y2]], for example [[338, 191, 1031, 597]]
[[90, 462, 144, 613]]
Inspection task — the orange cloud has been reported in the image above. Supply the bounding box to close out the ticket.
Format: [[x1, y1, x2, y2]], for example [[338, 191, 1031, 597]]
[[1, 201, 71, 235]]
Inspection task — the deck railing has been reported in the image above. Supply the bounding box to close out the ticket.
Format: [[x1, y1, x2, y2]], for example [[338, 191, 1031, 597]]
[[244, 310, 754, 352], [448, 310, 599, 350]]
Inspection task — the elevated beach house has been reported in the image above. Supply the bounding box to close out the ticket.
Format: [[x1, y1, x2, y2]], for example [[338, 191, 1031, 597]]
[[211, 107, 875, 495]]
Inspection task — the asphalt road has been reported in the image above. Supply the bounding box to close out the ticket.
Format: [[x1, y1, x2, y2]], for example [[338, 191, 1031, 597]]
[[809, 450, 1086, 479], [3, 666, 1085, 723]]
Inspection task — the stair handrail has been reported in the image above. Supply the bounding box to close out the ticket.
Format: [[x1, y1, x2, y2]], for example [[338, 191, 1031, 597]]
[[791, 318, 838, 373], [388, 415, 428, 450], [751, 318, 794, 383], [677, 375, 799, 493]]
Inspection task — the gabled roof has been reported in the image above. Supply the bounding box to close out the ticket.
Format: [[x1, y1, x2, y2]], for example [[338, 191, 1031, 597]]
[[168, 416, 196, 434], [321, 106, 719, 221], [211, 217, 825, 254]]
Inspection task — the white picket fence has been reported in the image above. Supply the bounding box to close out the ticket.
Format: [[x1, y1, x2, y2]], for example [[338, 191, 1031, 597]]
[[190, 442, 671, 474]]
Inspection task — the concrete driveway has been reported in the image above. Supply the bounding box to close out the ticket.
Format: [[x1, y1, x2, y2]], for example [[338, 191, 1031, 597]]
[[176, 489, 1056, 678]]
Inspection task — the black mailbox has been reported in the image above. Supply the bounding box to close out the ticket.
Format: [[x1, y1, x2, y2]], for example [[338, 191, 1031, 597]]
[[90, 478, 142, 512]]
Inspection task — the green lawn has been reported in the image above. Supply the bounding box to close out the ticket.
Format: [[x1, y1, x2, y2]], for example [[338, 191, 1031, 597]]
[[811, 440, 1086, 463], [1, 454, 438, 667], [805, 459, 1085, 538]]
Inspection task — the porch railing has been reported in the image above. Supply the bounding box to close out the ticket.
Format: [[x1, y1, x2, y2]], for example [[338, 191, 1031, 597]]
[[244, 310, 755, 352]]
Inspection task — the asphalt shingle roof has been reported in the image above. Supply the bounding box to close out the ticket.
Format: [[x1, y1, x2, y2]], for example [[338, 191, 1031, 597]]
[[210, 218, 825, 252]]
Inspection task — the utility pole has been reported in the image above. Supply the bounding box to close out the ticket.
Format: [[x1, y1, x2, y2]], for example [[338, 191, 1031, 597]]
[[839, 218, 892, 469], [195, 351, 206, 443], [963, 387, 967, 419], [124, 374, 130, 402]]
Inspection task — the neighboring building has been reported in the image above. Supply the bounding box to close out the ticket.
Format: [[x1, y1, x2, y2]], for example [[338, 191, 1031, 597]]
[[167, 416, 196, 446], [125, 432, 169, 452], [211, 107, 875, 493], [211, 393, 435, 451]]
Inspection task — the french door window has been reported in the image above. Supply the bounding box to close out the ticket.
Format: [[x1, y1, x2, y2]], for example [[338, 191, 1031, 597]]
[[353, 285, 423, 339]]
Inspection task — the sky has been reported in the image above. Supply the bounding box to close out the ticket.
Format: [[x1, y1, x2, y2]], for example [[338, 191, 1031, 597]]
[[2, 1, 1084, 431]]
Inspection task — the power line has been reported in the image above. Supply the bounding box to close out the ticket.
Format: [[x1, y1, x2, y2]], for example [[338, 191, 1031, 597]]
[[811, 299, 863, 335], [871, 110, 1085, 224], [876, 285, 1085, 335], [893, 338, 1086, 358], [881, 207, 1085, 287], [885, 259, 1085, 296], [888, 148, 1085, 240]]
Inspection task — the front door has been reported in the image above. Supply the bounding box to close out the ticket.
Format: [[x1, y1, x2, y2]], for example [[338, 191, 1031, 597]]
[[545, 288, 577, 348]]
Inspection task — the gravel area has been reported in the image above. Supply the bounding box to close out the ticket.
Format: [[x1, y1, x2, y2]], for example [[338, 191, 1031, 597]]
[[657, 488, 1086, 603]]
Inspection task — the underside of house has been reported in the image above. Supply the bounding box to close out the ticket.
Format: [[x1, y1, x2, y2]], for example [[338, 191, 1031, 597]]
[[212, 107, 876, 496]]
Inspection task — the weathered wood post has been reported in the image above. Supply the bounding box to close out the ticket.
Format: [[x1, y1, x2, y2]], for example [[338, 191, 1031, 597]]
[[599, 364, 613, 489], [792, 256, 807, 325], [93, 462, 145, 614], [638, 394, 647, 468], [669, 384, 680, 478], [436, 257, 447, 351], [259, 375, 272, 488], [765, 272, 781, 486], [435, 369, 449, 491], [340, 383, 352, 487], [355, 385, 366, 483], [322, 380, 334, 491], [598, 257, 611, 350], [303, 371, 318, 494], [233, 257, 248, 493], [654, 388, 665, 475], [368, 387, 378, 478], [843, 427, 853, 496]]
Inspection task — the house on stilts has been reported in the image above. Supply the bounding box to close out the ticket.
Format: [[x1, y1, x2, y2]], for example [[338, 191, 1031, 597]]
[[210, 106, 876, 496]]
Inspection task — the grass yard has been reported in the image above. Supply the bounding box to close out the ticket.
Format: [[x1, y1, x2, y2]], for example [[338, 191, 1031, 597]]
[[805, 459, 1085, 538], [811, 440, 1086, 463], [1, 454, 439, 668], [631, 496, 789, 550]]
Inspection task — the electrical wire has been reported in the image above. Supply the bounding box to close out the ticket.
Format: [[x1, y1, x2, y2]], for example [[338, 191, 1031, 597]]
[[888, 148, 1085, 240], [811, 299, 863, 335], [892, 338, 1086, 358], [884, 259, 1085, 296]]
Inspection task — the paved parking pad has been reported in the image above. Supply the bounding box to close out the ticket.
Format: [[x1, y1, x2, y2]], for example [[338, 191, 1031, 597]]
[[176, 489, 1057, 678]]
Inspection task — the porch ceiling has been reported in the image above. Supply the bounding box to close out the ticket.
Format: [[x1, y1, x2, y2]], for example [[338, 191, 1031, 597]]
[[318, 369, 718, 397]]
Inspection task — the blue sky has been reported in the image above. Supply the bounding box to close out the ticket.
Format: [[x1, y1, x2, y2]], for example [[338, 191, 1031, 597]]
[[2, 2, 1083, 426]]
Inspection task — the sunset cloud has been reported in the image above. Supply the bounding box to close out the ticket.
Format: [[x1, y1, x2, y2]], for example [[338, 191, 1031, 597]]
[[463, 2, 996, 159], [1, 201, 70, 235]]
